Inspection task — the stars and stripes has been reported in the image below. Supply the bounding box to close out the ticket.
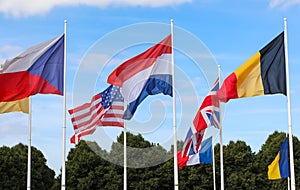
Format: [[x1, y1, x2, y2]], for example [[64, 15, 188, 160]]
[[68, 85, 124, 144]]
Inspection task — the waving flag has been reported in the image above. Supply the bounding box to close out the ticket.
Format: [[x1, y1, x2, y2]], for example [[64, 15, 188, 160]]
[[0, 98, 29, 114], [217, 32, 286, 102], [268, 137, 290, 180], [193, 78, 220, 132], [107, 34, 172, 119], [178, 136, 212, 169], [0, 35, 64, 102], [69, 85, 124, 144], [178, 78, 219, 169]]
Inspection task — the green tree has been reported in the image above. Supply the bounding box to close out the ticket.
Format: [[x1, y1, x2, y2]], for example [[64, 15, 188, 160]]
[[256, 131, 300, 190], [0, 143, 55, 190], [65, 140, 117, 190], [213, 140, 258, 190], [57, 131, 299, 189]]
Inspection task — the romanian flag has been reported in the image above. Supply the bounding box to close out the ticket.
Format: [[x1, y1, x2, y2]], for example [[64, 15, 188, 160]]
[[217, 32, 286, 102], [268, 137, 290, 180], [0, 98, 29, 114]]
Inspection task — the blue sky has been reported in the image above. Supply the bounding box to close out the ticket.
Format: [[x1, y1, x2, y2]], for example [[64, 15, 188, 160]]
[[0, 0, 300, 175]]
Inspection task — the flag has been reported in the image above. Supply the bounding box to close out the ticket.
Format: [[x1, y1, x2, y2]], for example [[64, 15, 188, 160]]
[[178, 78, 219, 169], [217, 32, 286, 102], [68, 85, 124, 144], [268, 137, 290, 180], [0, 35, 64, 102], [107, 34, 172, 119], [178, 136, 213, 169], [0, 98, 29, 114], [193, 78, 220, 132]]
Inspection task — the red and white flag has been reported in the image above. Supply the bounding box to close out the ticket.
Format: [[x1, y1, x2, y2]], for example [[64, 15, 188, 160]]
[[69, 85, 124, 144], [178, 78, 220, 169]]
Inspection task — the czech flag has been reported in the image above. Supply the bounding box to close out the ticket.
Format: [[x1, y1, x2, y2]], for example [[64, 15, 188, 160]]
[[0, 35, 64, 102], [107, 34, 172, 119], [217, 32, 286, 102]]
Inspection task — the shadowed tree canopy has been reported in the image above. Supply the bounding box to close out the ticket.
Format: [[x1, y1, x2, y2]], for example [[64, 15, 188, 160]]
[[0, 143, 55, 190], [2, 131, 299, 189]]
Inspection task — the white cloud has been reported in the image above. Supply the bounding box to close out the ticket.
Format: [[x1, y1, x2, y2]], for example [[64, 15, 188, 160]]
[[269, 0, 300, 9], [0, 0, 192, 18], [0, 45, 22, 63]]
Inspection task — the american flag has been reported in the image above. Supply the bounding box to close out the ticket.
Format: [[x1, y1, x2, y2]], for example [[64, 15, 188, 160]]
[[180, 78, 220, 160], [69, 85, 124, 144]]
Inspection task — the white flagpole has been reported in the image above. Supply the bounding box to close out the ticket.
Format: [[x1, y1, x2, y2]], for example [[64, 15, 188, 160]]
[[123, 122, 127, 190], [61, 20, 67, 190], [212, 137, 216, 190], [27, 97, 32, 190], [218, 65, 224, 190], [284, 18, 296, 190], [171, 19, 179, 190]]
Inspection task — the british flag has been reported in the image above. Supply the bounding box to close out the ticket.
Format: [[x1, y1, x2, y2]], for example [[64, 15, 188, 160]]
[[178, 78, 220, 168]]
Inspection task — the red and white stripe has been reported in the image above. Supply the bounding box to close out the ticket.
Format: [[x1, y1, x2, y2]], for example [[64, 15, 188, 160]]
[[69, 94, 124, 144], [107, 34, 172, 103]]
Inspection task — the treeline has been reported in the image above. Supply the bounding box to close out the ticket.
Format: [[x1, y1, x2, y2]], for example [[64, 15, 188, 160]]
[[1, 131, 299, 189]]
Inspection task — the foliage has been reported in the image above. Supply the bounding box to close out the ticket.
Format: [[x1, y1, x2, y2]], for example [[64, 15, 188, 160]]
[[1, 131, 299, 189], [0, 143, 55, 190]]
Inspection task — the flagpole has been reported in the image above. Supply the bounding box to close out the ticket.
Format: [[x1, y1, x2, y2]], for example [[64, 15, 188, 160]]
[[124, 121, 127, 190], [27, 97, 32, 190], [284, 18, 296, 190], [218, 65, 224, 190], [170, 19, 179, 190], [212, 137, 216, 190], [61, 20, 67, 190], [287, 134, 291, 190]]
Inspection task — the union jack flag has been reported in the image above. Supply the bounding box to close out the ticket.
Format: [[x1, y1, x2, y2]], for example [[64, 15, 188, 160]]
[[179, 78, 220, 168]]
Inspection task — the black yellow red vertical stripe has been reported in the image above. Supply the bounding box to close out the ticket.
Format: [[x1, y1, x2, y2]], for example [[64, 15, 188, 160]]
[[217, 32, 286, 102]]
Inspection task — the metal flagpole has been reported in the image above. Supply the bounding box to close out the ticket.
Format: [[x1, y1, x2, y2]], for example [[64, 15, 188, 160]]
[[283, 18, 296, 190], [27, 97, 32, 190], [61, 20, 67, 190], [212, 137, 216, 190], [170, 19, 179, 190], [124, 121, 127, 190], [218, 65, 224, 190]]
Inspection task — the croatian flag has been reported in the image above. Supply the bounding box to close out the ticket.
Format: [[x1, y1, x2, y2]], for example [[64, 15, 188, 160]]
[[0, 35, 64, 102], [107, 34, 172, 119]]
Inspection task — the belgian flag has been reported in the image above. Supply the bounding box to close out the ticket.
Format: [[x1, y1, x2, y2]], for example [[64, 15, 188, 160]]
[[217, 32, 286, 102]]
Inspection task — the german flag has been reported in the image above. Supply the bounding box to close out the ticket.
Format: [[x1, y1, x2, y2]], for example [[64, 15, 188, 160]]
[[0, 98, 29, 114], [217, 32, 286, 102]]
